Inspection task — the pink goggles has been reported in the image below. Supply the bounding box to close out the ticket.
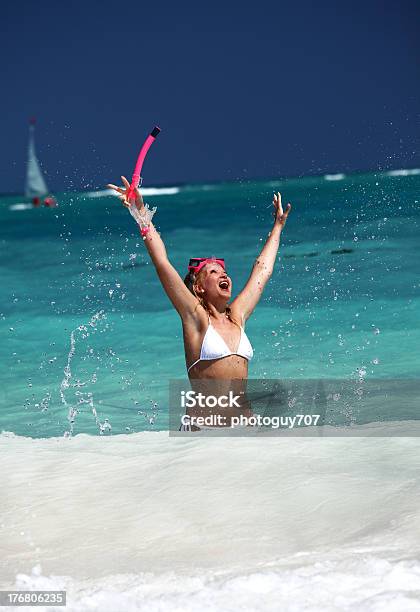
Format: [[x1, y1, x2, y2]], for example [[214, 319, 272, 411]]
[[188, 258, 225, 275]]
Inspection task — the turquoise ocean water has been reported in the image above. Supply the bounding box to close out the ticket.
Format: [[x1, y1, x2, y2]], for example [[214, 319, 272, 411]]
[[2, 171, 420, 612], [1, 171, 419, 437]]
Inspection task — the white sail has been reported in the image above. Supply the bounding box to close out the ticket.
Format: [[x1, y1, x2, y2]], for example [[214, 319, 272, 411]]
[[25, 123, 48, 198]]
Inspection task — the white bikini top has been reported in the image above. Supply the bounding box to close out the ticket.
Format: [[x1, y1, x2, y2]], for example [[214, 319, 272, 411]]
[[187, 315, 254, 373]]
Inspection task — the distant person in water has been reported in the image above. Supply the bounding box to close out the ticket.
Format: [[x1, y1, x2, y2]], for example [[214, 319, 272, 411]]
[[43, 196, 57, 208], [31, 196, 57, 208]]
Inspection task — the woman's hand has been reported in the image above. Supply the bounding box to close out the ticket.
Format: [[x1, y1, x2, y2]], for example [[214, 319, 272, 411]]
[[273, 192, 291, 229], [106, 176, 144, 210]]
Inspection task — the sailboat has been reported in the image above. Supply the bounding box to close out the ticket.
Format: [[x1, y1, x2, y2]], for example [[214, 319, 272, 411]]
[[25, 118, 57, 208]]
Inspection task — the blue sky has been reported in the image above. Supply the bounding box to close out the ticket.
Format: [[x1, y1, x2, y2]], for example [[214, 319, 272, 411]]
[[1, 0, 419, 191]]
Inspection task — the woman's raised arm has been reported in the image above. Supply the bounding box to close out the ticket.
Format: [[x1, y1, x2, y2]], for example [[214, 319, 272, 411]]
[[231, 192, 291, 322], [107, 177, 200, 321]]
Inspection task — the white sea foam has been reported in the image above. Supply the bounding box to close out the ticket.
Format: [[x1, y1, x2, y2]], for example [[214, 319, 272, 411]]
[[8, 203, 34, 211], [324, 173, 346, 181], [386, 168, 420, 177], [86, 186, 180, 198], [8, 556, 420, 612], [1, 427, 420, 610]]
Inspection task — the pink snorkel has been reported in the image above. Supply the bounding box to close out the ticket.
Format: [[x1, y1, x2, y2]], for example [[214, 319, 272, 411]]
[[126, 126, 161, 237], [126, 126, 161, 203]]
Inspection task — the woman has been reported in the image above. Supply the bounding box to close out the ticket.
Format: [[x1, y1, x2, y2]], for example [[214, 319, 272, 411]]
[[108, 176, 291, 428]]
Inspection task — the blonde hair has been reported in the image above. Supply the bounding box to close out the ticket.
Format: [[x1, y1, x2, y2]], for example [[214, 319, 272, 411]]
[[183, 267, 240, 327]]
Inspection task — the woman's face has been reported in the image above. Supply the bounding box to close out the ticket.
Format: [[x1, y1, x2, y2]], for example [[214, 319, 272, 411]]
[[195, 263, 232, 301]]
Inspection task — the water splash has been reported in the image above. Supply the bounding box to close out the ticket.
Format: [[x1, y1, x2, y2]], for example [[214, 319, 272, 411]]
[[60, 311, 109, 437], [128, 202, 157, 236], [35, 393, 51, 413]]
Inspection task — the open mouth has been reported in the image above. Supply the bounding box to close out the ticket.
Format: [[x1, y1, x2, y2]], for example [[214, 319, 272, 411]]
[[219, 280, 229, 290]]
